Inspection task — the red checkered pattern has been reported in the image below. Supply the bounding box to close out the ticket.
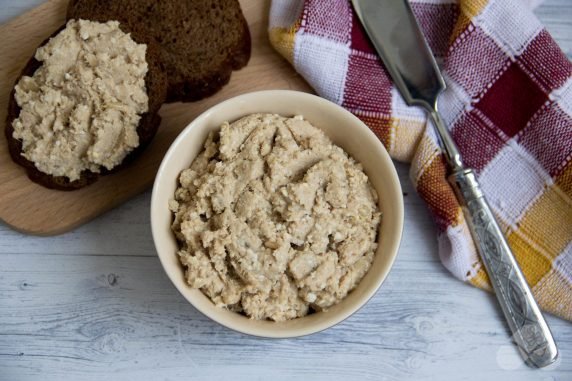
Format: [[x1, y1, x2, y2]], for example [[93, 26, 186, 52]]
[[269, 0, 572, 320]]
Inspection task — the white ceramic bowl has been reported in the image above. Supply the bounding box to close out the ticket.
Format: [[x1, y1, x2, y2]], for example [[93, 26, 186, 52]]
[[151, 90, 403, 338]]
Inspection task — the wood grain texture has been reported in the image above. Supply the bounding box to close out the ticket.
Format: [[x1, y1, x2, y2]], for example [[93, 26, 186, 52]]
[[0, 1, 571, 381], [0, 0, 310, 236], [1, 163, 571, 381]]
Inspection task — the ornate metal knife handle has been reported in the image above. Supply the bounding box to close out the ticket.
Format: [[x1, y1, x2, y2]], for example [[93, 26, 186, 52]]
[[350, 0, 558, 366], [449, 169, 558, 367]]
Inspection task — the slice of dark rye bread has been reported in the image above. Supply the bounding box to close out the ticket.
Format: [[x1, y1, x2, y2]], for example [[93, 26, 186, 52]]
[[5, 24, 168, 191], [67, 0, 251, 103]]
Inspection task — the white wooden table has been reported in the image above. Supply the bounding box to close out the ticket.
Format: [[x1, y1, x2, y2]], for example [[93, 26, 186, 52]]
[[1, 1, 571, 380]]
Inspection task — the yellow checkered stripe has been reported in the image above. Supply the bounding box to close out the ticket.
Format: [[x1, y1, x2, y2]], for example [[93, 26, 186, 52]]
[[470, 159, 572, 320]]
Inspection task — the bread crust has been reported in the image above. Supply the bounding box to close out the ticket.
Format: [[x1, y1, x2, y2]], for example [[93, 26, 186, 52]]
[[66, 0, 251, 103]]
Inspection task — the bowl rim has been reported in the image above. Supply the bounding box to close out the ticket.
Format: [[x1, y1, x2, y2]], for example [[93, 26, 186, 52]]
[[151, 89, 404, 338]]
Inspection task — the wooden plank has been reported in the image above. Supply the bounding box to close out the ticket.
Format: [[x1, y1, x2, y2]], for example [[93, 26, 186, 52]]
[[1, 255, 569, 375], [0, 0, 311, 236], [1, 242, 571, 380], [1, 163, 571, 380]]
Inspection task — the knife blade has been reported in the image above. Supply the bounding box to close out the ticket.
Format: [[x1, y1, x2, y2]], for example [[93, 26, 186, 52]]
[[352, 0, 445, 109]]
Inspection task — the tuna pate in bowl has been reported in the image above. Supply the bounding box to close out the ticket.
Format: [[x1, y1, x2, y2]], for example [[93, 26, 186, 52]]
[[151, 90, 403, 337]]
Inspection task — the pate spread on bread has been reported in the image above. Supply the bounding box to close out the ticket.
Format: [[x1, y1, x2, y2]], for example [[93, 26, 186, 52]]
[[12, 20, 148, 181], [6, 18, 167, 190], [5, 0, 251, 190]]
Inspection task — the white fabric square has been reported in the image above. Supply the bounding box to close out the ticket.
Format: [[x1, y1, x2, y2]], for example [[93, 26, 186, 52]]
[[475, 0, 542, 58], [555, 241, 572, 284], [440, 74, 472, 128], [439, 222, 480, 281], [552, 76, 572, 118], [479, 142, 550, 225], [424, 116, 442, 148], [409, 125, 442, 185], [269, 0, 305, 28], [391, 86, 426, 120], [294, 33, 350, 105]]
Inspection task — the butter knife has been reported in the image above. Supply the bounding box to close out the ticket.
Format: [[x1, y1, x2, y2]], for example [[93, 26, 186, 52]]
[[351, 0, 558, 367]]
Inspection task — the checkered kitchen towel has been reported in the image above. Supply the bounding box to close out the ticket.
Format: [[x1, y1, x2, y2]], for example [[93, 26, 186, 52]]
[[269, 0, 572, 320]]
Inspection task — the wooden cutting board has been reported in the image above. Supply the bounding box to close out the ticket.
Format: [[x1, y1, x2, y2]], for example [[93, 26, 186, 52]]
[[0, 0, 311, 236]]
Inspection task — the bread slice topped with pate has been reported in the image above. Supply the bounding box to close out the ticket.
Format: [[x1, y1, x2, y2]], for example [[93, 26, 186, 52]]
[[67, 0, 251, 102], [6, 1, 251, 190], [5, 19, 168, 190]]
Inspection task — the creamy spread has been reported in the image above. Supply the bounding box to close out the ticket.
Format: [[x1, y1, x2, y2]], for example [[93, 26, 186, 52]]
[[12, 19, 149, 181], [170, 114, 381, 321]]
